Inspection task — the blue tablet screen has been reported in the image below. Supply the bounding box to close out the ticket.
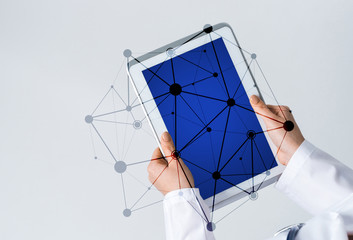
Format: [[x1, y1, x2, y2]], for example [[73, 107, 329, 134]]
[[142, 37, 277, 199]]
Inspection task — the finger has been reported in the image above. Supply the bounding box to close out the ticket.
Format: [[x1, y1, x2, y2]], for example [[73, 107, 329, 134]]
[[160, 131, 176, 157], [150, 147, 168, 167], [250, 95, 281, 122]]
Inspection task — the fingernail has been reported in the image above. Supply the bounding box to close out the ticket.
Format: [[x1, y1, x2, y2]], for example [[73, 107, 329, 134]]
[[162, 132, 171, 142], [250, 95, 260, 104]]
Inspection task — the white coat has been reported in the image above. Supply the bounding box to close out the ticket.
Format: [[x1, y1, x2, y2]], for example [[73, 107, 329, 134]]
[[163, 140, 353, 240]]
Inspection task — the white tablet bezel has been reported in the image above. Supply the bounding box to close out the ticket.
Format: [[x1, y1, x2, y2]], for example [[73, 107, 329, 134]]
[[127, 23, 285, 211]]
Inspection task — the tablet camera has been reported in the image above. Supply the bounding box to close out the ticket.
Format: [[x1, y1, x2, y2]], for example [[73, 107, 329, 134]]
[[203, 24, 213, 34], [166, 48, 175, 57]]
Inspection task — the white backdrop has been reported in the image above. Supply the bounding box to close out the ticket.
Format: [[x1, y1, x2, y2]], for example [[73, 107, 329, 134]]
[[1, 0, 353, 239]]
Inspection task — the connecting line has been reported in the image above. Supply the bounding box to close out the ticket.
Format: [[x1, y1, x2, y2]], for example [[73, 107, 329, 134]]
[[179, 30, 205, 47], [127, 75, 130, 106], [131, 200, 164, 212], [179, 95, 206, 126], [176, 159, 181, 189], [215, 198, 250, 224], [132, 56, 171, 87], [178, 55, 213, 74], [126, 159, 152, 166], [219, 137, 249, 172], [91, 87, 112, 115], [253, 138, 268, 171], [211, 179, 218, 220], [93, 119, 133, 125], [234, 103, 284, 124], [141, 94, 170, 122], [130, 188, 150, 211], [251, 138, 254, 192], [220, 177, 250, 195], [232, 59, 253, 99], [92, 108, 126, 118], [209, 35, 230, 99], [91, 123, 118, 162], [255, 59, 287, 121], [179, 106, 228, 153], [177, 160, 210, 223], [212, 31, 251, 55], [120, 173, 127, 208], [216, 107, 231, 171], [112, 87, 128, 107], [170, 57, 176, 84], [255, 126, 283, 134], [142, 92, 170, 105], [270, 131, 287, 169], [256, 174, 269, 192], [222, 173, 259, 176], [182, 91, 227, 103], [182, 158, 213, 174], [182, 130, 207, 149], [130, 57, 168, 106], [174, 95, 177, 149], [182, 75, 214, 88]]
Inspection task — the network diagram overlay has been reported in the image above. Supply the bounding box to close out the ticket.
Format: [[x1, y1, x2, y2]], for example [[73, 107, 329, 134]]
[[85, 24, 295, 232]]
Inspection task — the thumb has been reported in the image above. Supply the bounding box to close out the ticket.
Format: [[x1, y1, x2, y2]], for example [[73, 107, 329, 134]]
[[160, 131, 176, 157], [250, 95, 279, 122]]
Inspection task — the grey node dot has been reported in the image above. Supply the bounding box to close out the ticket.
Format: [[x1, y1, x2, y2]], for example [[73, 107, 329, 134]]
[[126, 105, 132, 112], [206, 222, 216, 231], [249, 191, 258, 201], [123, 208, 131, 217], [94, 156, 98, 159], [123, 49, 132, 58], [85, 115, 93, 124], [114, 161, 127, 173], [147, 187, 151, 190], [111, 85, 114, 88], [178, 191, 183, 196], [166, 48, 175, 57], [266, 170, 271, 176], [251, 53, 257, 59], [133, 120, 142, 129]]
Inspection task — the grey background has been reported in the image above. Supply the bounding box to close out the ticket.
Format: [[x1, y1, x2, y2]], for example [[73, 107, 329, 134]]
[[1, 0, 353, 239]]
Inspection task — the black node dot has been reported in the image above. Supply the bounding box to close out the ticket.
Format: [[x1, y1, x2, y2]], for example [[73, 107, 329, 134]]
[[126, 105, 132, 112], [192, 83, 195, 85], [169, 83, 182, 96], [247, 130, 256, 139], [171, 150, 180, 160], [171, 112, 174, 115], [212, 171, 221, 180], [239, 157, 243, 160], [85, 115, 93, 124], [207, 222, 216, 231], [203, 24, 213, 33], [206, 127, 212, 132], [227, 98, 235, 107], [213, 72, 218, 77], [283, 120, 294, 131], [203, 49, 207, 53]]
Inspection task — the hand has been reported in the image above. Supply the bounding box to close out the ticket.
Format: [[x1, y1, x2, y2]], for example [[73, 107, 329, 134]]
[[250, 95, 305, 166], [147, 132, 194, 195]]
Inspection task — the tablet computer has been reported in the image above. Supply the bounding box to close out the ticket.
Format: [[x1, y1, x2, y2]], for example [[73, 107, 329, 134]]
[[127, 23, 285, 211]]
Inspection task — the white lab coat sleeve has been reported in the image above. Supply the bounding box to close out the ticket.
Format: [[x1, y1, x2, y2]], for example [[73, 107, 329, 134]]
[[163, 188, 215, 240], [276, 139, 353, 215]]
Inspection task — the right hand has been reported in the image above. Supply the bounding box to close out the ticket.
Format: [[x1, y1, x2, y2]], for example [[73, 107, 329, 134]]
[[250, 95, 305, 166]]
